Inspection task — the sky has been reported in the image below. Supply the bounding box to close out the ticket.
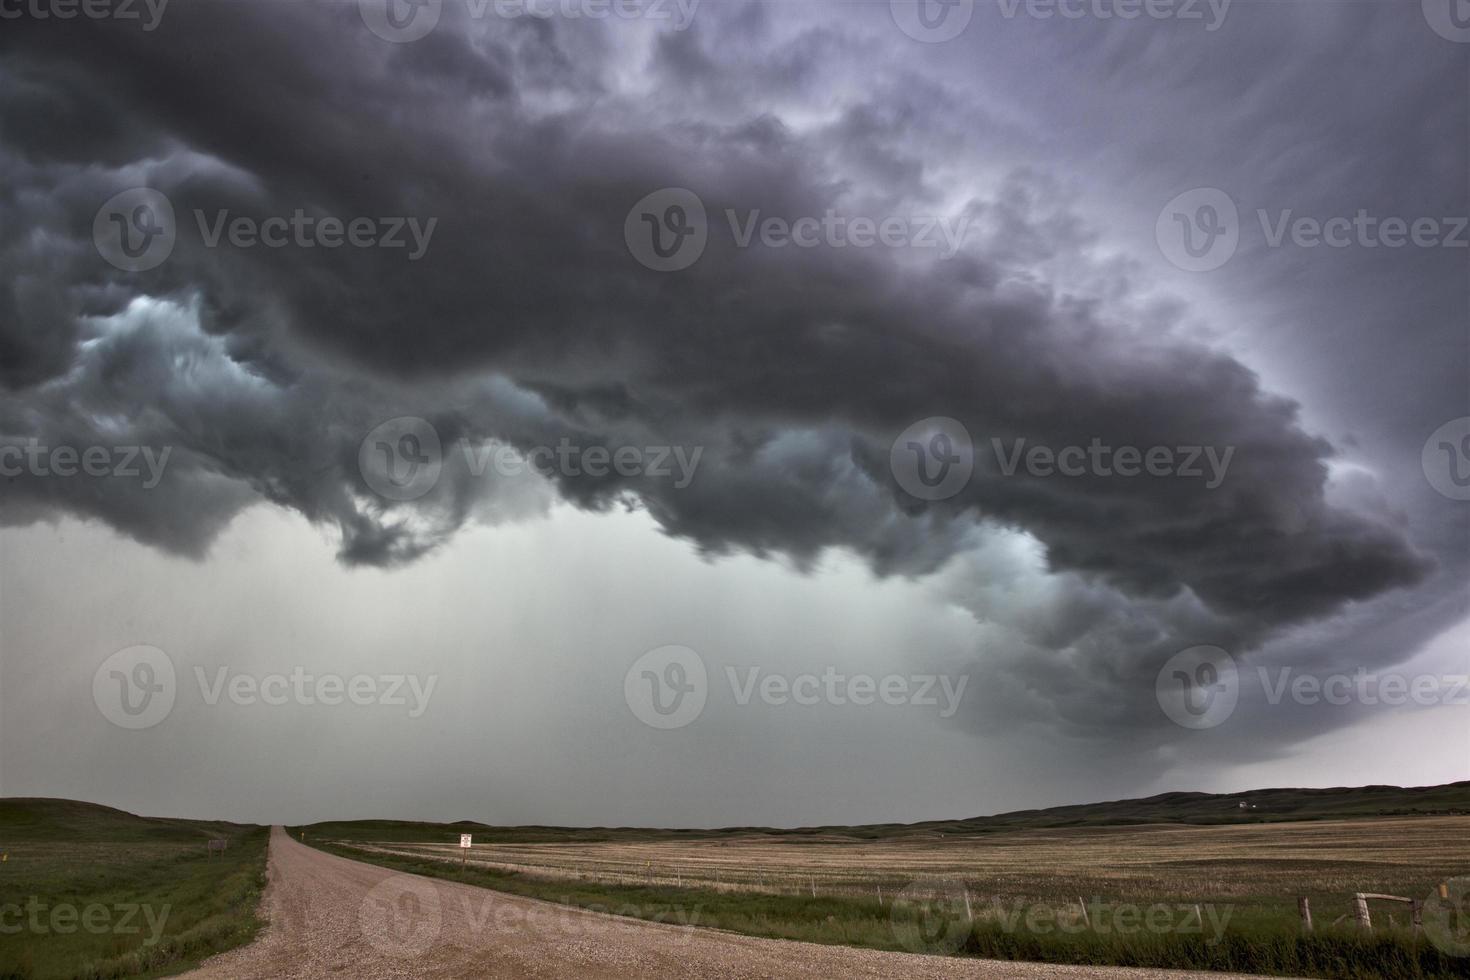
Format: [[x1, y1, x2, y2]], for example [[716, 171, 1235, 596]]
[[0, 0, 1467, 828]]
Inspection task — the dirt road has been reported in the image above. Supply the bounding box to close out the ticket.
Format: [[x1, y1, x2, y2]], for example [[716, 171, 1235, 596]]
[[182, 827, 1276, 980]]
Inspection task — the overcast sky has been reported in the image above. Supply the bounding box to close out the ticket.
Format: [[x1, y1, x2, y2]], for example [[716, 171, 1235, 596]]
[[0, 0, 1466, 828]]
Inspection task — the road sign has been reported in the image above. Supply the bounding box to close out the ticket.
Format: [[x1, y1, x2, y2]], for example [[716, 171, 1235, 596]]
[[459, 834, 472, 848]]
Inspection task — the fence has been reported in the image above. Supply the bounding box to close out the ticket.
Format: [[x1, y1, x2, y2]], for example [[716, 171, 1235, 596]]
[[1298, 893, 1425, 934], [336, 840, 1447, 932]]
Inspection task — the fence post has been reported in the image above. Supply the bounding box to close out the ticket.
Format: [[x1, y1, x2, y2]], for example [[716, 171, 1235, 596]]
[[1353, 894, 1372, 931], [1077, 897, 1091, 928], [1298, 897, 1313, 932], [1412, 899, 1424, 935]]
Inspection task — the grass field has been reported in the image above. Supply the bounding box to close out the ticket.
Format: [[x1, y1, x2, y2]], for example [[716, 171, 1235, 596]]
[[0, 800, 268, 980], [4, 785, 1464, 979], [299, 781, 1470, 845], [298, 783, 1470, 980], [325, 816, 1468, 905]]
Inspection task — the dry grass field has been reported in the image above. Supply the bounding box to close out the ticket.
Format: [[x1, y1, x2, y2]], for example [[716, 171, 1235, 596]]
[[302, 791, 1470, 978], [343, 815, 1468, 912]]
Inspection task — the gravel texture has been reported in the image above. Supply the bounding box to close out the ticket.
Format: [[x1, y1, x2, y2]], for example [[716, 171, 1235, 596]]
[[181, 827, 1285, 980]]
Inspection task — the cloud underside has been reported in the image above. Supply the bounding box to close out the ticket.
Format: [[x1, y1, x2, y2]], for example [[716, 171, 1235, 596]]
[[0, 5, 1434, 737]]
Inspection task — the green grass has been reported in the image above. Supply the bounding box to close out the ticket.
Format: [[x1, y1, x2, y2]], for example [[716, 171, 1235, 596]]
[[956, 908, 1470, 980], [300, 820, 1470, 980], [0, 799, 268, 980]]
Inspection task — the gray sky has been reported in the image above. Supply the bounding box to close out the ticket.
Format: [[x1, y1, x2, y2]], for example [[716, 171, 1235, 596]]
[[0, 0, 1466, 827]]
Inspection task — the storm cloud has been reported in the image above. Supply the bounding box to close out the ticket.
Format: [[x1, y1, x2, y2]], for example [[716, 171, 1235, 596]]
[[0, 0, 1465, 810]]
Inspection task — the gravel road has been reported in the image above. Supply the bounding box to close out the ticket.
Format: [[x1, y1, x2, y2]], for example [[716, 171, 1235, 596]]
[[181, 827, 1279, 980]]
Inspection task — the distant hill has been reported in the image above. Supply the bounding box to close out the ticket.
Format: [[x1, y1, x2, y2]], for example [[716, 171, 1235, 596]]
[[291, 780, 1470, 845], [901, 780, 1470, 838], [0, 797, 256, 843]]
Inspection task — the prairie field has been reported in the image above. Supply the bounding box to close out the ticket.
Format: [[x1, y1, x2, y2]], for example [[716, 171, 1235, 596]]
[[0, 800, 267, 980], [342, 815, 1469, 911], [310, 809, 1470, 979]]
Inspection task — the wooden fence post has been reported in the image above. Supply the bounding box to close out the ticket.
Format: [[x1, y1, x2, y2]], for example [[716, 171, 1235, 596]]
[[1353, 894, 1372, 931], [1297, 897, 1313, 932], [1354, 892, 1419, 933], [1077, 898, 1091, 928], [1412, 899, 1424, 935]]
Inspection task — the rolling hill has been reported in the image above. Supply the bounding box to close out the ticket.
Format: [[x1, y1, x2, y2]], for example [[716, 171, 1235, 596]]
[[291, 779, 1470, 844]]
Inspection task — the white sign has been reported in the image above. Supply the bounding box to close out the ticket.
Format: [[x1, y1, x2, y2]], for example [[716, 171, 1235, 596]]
[[459, 834, 472, 849]]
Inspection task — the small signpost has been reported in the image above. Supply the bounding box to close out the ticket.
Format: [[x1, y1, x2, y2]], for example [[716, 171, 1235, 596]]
[[207, 839, 228, 858], [459, 833, 472, 868]]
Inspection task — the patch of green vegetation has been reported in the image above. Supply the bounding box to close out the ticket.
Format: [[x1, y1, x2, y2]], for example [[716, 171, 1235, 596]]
[[308, 838, 1470, 980], [0, 799, 268, 980], [959, 920, 1470, 980]]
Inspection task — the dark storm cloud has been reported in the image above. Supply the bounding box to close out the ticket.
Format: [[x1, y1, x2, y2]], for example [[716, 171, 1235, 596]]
[[0, 0, 1450, 747]]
